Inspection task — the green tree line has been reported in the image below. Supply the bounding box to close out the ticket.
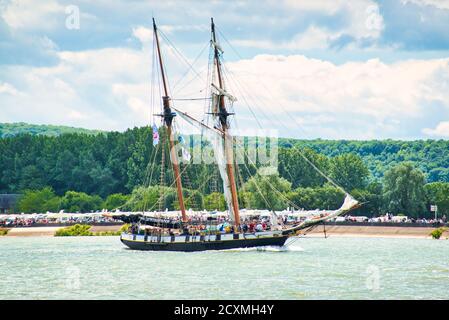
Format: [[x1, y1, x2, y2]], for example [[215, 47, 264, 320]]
[[0, 122, 103, 138], [1, 126, 449, 217]]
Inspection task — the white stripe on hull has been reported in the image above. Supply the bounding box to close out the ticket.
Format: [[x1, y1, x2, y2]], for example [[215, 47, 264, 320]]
[[120, 230, 284, 243]]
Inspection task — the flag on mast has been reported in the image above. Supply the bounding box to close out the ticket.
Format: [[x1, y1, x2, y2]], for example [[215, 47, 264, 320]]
[[181, 147, 191, 161], [152, 124, 159, 146]]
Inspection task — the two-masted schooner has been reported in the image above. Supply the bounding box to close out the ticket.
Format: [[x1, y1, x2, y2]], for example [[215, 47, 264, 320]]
[[110, 18, 360, 251]]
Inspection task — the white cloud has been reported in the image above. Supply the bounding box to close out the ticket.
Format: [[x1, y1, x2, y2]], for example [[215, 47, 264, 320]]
[[282, 0, 347, 14], [159, 24, 208, 34], [0, 82, 20, 95], [423, 122, 449, 137], [402, 0, 449, 10], [57, 47, 149, 83], [0, 22, 194, 130], [127, 97, 147, 114], [231, 39, 275, 50], [1, 0, 65, 30], [236, 0, 384, 50], [289, 26, 336, 50], [347, 1, 384, 40], [2, 49, 448, 138], [132, 26, 153, 44], [68, 110, 87, 120], [1, 6, 448, 140], [215, 54, 449, 138], [0, 43, 153, 130], [233, 26, 337, 50]]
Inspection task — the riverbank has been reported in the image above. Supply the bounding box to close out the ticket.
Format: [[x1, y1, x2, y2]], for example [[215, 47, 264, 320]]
[[3, 225, 123, 237], [305, 225, 448, 239], [2, 224, 447, 239]]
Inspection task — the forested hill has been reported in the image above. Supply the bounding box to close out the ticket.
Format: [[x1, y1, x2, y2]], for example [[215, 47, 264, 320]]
[[1, 124, 449, 217], [281, 138, 449, 182], [0, 122, 103, 138], [1, 124, 448, 186]]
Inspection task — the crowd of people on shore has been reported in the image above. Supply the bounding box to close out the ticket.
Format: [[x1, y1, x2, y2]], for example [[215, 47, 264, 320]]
[[0, 215, 116, 227], [1, 212, 447, 228], [341, 213, 447, 225]]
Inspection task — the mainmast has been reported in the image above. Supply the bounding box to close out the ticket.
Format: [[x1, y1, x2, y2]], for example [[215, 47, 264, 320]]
[[153, 18, 187, 223], [211, 18, 241, 227]]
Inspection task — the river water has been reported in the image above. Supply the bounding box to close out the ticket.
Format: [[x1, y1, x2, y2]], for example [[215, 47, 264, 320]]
[[1, 236, 448, 299]]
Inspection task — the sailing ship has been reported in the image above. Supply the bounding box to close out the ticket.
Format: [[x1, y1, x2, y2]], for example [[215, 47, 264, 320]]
[[109, 18, 360, 252]]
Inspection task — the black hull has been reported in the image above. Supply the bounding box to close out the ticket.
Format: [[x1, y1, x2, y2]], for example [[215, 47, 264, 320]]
[[121, 234, 289, 252]]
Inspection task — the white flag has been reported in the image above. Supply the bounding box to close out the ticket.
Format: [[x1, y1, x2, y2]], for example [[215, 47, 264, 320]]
[[181, 147, 191, 161], [152, 124, 159, 146]]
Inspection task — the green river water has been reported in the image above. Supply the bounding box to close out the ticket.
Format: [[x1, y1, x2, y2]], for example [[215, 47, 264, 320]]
[[1, 236, 448, 299]]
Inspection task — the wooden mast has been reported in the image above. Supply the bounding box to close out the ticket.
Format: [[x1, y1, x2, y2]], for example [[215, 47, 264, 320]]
[[153, 18, 187, 223], [211, 18, 241, 227]]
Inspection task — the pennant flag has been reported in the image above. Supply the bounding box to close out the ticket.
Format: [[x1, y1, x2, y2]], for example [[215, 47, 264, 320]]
[[152, 124, 159, 146]]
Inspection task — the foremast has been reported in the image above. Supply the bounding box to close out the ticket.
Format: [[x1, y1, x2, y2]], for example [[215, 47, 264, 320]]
[[153, 18, 187, 223], [210, 18, 241, 228]]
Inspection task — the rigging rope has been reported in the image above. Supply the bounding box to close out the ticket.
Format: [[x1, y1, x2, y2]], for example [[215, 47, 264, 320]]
[[217, 48, 353, 197], [172, 98, 211, 101], [234, 144, 301, 210], [135, 21, 357, 220], [171, 41, 209, 93], [158, 29, 207, 93]]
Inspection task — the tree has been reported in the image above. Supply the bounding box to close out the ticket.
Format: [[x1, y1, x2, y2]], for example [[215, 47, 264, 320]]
[[204, 192, 226, 211], [278, 147, 329, 188], [350, 182, 383, 217], [4, 126, 449, 216], [181, 190, 204, 211], [287, 185, 345, 210], [243, 167, 291, 210], [383, 163, 426, 217], [88, 165, 117, 198], [103, 193, 130, 210], [123, 186, 176, 211], [51, 149, 76, 194], [125, 127, 154, 191], [428, 168, 449, 183], [424, 182, 449, 218], [329, 153, 369, 191], [238, 191, 252, 209], [18, 165, 46, 191], [17, 187, 60, 213], [60, 191, 102, 213]]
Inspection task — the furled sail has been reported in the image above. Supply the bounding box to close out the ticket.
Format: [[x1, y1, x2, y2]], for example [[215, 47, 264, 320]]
[[204, 131, 236, 223], [172, 107, 236, 222]]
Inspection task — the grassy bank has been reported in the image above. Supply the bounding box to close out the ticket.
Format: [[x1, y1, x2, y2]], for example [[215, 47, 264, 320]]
[[0, 228, 9, 236], [430, 227, 448, 239], [54, 224, 128, 237]]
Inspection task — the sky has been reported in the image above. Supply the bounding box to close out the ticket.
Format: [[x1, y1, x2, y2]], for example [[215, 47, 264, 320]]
[[1, 0, 449, 140]]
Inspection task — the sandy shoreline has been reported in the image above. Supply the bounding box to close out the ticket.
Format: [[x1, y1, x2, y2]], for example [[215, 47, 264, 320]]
[[304, 225, 447, 239], [1, 224, 447, 239], [2, 225, 123, 237]]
